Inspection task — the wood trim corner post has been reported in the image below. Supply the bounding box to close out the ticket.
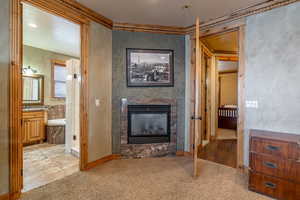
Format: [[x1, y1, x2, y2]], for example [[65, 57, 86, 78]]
[[237, 25, 245, 168], [10, 0, 23, 198]]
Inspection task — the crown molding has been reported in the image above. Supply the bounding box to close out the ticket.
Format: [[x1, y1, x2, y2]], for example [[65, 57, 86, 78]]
[[187, 0, 300, 35], [56, 0, 113, 28], [23, 0, 300, 33], [113, 22, 186, 35]]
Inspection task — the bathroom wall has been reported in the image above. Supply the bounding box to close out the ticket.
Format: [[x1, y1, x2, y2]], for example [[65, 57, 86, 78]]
[[23, 45, 78, 106], [88, 22, 112, 162], [112, 31, 186, 153], [0, 0, 10, 196], [244, 1, 300, 165]]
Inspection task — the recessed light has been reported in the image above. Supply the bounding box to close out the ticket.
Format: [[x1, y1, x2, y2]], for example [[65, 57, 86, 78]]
[[182, 4, 192, 9], [28, 23, 37, 28]]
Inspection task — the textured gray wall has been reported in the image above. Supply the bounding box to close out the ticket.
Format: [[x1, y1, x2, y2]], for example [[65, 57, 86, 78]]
[[88, 22, 113, 162], [112, 31, 185, 153], [0, 0, 10, 195], [244, 1, 300, 166]]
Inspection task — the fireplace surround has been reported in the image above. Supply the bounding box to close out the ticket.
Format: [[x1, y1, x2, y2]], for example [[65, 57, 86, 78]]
[[128, 105, 171, 144], [121, 98, 177, 158]]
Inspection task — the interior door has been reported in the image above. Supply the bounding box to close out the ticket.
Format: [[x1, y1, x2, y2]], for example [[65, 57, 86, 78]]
[[192, 18, 202, 177]]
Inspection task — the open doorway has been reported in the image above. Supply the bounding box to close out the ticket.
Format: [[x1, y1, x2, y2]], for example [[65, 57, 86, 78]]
[[195, 30, 240, 168], [22, 4, 81, 192]]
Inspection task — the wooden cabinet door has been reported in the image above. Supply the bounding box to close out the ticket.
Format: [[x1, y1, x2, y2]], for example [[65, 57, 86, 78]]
[[27, 118, 43, 142], [22, 111, 45, 144], [22, 119, 29, 144]]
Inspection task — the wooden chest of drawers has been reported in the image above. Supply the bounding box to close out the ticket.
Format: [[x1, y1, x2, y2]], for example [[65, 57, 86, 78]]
[[249, 129, 300, 200]]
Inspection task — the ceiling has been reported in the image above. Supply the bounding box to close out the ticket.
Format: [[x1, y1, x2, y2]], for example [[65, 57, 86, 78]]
[[76, 0, 264, 27], [23, 4, 81, 57], [202, 31, 238, 54]]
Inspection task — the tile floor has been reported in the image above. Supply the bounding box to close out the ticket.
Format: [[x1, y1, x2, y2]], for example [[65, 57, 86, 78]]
[[23, 143, 79, 192]]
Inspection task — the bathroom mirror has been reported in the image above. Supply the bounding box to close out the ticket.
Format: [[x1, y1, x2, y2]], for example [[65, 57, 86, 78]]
[[23, 74, 44, 105]]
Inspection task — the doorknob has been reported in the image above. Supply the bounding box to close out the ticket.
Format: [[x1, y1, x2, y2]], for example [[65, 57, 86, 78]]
[[191, 116, 202, 120]]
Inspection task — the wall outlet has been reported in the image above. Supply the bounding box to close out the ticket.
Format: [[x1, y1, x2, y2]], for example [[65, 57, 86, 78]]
[[246, 100, 258, 108]]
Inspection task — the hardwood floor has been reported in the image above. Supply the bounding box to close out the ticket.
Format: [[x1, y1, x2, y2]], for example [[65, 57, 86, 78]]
[[23, 143, 79, 192], [217, 128, 237, 140], [198, 139, 237, 168]]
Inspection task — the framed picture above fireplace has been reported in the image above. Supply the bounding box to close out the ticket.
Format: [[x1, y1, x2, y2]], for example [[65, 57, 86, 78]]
[[126, 48, 174, 87]]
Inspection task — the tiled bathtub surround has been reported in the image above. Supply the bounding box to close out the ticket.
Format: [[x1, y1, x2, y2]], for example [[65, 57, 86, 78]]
[[120, 98, 177, 158], [47, 105, 65, 120], [46, 125, 65, 144]]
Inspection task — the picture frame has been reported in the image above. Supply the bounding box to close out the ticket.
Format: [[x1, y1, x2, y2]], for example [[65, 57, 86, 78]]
[[126, 48, 174, 87]]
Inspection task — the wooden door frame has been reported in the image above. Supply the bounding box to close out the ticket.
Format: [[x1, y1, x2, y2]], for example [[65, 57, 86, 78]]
[[10, 0, 89, 198], [189, 38, 213, 154], [202, 52, 213, 142], [214, 54, 238, 140], [189, 25, 246, 171]]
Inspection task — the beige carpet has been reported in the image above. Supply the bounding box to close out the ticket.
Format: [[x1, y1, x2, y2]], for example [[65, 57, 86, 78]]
[[21, 157, 272, 200]]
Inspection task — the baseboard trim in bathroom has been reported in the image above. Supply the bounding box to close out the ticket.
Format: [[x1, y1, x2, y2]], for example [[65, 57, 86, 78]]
[[70, 147, 80, 158]]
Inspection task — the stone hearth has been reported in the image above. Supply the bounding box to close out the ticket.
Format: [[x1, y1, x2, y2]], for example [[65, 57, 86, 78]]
[[120, 98, 177, 158]]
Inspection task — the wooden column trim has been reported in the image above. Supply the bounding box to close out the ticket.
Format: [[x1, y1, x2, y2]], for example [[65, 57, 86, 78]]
[[80, 23, 89, 170], [193, 17, 201, 177], [237, 25, 246, 168], [10, 0, 23, 197]]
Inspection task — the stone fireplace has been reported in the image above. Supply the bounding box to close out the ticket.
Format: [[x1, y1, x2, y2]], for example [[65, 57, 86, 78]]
[[121, 98, 177, 158], [128, 105, 171, 144]]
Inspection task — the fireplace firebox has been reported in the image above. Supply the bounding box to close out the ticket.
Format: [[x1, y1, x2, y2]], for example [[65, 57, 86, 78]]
[[128, 105, 171, 144]]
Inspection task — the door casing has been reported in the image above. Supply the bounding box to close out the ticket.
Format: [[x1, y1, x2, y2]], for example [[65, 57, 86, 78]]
[[190, 25, 246, 176], [10, 0, 90, 198]]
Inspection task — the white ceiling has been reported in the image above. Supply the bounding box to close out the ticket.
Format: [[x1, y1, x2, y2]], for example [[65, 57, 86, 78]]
[[76, 0, 264, 27], [23, 4, 81, 57]]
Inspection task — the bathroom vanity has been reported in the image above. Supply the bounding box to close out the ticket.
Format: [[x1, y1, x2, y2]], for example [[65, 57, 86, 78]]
[[22, 110, 47, 145], [22, 74, 47, 145]]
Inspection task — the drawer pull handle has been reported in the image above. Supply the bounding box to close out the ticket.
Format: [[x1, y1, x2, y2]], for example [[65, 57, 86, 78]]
[[264, 162, 277, 169], [265, 182, 277, 189], [266, 145, 280, 151]]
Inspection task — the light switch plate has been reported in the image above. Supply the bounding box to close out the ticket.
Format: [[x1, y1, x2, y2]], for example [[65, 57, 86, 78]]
[[246, 100, 258, 108], [95, 99, 100, 107]]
